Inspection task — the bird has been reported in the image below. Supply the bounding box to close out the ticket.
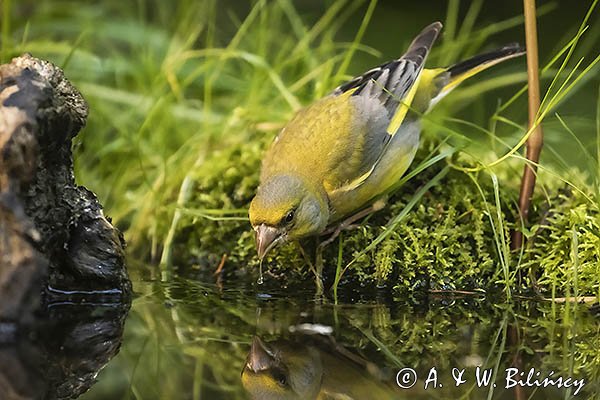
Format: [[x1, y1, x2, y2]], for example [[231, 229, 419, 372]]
[[241, 336, 403, 400], [249, 21, 524, 260]]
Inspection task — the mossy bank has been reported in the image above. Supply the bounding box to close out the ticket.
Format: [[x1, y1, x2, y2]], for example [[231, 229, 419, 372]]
[[167, 132, 599, 297]]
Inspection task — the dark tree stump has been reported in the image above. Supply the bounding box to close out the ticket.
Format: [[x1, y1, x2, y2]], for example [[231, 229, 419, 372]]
[[0, 54, 132, 399], [0, 54, 130, 323]]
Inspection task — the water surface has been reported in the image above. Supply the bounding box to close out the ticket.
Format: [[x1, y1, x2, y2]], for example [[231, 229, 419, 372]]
[[76, 271, 599, 399]]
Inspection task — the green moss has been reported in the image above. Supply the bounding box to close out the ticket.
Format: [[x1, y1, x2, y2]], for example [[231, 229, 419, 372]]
[[521, 188, 600, 298], [170, 131, 599, 297]]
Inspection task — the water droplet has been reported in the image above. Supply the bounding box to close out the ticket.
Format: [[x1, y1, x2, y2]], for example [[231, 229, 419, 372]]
[[257, 260, 264, 285]]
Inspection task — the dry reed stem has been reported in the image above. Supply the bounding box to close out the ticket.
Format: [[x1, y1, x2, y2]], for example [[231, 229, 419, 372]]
[[513, 0, 545, 251]]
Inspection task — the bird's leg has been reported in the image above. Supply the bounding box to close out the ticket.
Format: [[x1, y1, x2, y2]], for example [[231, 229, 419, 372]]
[[311, 253, 324, 297], [320, 198, 387, 248], [296, 241, 324, 295], [314, 245, 325, 296], [312, 199, 386, 294]]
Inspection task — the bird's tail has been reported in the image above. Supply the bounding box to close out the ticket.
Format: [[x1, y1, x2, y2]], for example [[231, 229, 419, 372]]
[[443, 43, 526, 93], [419, 43, 525, 111]]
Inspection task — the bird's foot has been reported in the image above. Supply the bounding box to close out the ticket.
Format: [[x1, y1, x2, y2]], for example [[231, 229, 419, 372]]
[[320, 198, 387, 248], [311, 199, 386, 295]]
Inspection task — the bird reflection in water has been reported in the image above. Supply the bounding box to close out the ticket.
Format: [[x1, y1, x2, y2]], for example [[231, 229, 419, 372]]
[[241, 334, 403, 400]]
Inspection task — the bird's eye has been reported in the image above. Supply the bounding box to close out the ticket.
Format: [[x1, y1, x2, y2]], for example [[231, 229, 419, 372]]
[[284, 210, 295, 224], [273, 371, 287, 386]]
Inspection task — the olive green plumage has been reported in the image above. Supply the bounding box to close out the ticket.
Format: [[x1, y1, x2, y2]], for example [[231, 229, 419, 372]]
[[249, 21, 524, 259], [241, 336, 400, 400]]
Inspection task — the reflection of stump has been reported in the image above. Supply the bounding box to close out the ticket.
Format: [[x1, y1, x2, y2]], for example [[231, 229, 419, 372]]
[[0, 54, 129, 324], [0, 302, 129, 400]]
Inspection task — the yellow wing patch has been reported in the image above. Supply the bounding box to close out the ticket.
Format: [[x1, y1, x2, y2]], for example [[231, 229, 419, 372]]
[[329, 71, 424, 195], [386, 69, 424, 135]]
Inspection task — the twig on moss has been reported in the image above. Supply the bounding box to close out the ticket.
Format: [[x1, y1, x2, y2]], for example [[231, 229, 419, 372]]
[[428, 289, 486, 296], [214, 254, 227, 276], [544, 296, 598, 304]]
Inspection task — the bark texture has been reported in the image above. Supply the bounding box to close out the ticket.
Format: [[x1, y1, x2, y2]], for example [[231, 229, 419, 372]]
[[0, 53, 131, 399], [0, 55, 130, 321]]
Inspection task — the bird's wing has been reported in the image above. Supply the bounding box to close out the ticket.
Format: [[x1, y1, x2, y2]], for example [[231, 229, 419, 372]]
[[325, 22, 442, 194]]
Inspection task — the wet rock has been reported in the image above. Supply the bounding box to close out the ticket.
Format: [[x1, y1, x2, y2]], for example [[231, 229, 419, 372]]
[[0, 54, 130, 322]]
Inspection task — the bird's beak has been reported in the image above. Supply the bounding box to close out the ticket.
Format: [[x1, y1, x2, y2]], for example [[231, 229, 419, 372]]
[[255, 224, 283, 260], [247, 336, 274, 373]]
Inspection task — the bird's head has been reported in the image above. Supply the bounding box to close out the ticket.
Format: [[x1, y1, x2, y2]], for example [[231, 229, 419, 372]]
[[241, 336, 323, 400], [249, 174, 329, 259]]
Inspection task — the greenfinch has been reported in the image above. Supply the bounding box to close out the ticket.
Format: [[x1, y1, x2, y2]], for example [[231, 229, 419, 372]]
[[249, 21, 524, 259], [241, 336, 402, 399]]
